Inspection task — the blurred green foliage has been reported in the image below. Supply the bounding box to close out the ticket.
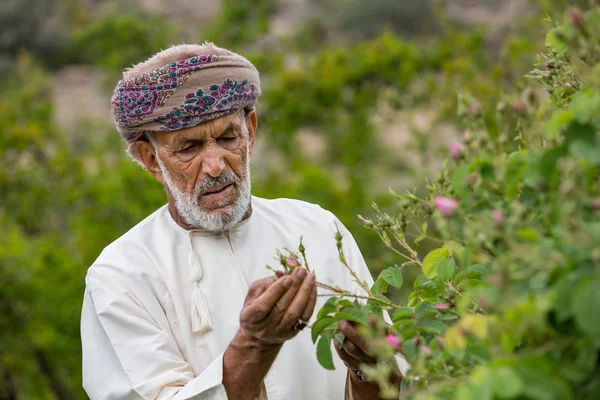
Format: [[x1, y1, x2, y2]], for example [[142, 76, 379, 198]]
[[0, 0, 583, 398]]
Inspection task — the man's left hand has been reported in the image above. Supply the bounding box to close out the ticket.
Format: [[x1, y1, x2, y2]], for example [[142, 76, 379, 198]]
[[333, 320, 377, 371]]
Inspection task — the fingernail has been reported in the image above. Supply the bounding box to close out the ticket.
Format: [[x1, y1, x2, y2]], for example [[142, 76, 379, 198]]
[[307, 273, 315, 282], [297, 268, 307, 278]]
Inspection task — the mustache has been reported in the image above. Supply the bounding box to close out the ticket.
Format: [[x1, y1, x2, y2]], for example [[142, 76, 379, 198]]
[[193, 171, 239, 196]]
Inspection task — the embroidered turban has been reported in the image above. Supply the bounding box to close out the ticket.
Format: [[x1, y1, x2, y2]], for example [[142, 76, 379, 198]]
[[110, 44, 261, 143]]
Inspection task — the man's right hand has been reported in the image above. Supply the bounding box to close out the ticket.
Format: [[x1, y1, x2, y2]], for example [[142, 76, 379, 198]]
[[238, 267, 317, 347], [223, 268, 317, 399]]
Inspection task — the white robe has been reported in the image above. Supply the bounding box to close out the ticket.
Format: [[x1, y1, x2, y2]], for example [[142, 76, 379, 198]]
[[81, 196, 403, 399]]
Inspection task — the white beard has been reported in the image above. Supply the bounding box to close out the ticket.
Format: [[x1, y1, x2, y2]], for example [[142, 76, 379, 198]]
[[156, 145, 251, 233]]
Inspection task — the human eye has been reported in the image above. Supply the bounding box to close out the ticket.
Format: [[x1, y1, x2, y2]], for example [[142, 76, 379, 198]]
[[179, 143, 200, 153]]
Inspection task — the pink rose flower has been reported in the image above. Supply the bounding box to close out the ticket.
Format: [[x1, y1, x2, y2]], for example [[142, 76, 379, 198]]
[[492, 209, 505, 226], [449, 142, 466, 159], [434, 197, 459, 217], [385, 333, 400, 348]]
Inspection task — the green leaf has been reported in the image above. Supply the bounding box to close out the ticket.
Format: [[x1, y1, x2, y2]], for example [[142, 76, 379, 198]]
[[334, 308, 366, 324], [392, 319, 414, 330], [423, 248, 449, 279], [371, 277, 388, 295], [317, 297, 338, 320], [516, 228, 539, 242], [504, 151, 529, 200], [416, 302, 435, 320], [381, 265, 403, 288], [492, 367, 523, 399], [311, 316, 336, 343], [392, 307, 414, 321], [419, 320, 447, 335], [316, 335, 335, 370], [338, 299, 354, 308], [546, 25, 569, 55], [452, 164, 469, 197], [435, 258, 456, 281], [455, 264, 486, 283], [571, 279, 600, 336]]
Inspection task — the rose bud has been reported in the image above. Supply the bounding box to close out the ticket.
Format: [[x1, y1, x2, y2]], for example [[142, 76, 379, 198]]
[[570, 7, 583, 29], [385, 333, 400, 348], [566, 82, 573, 88], [413, 337, 421, 346], [276, 271, 285, 278], [436, 337, 445, 349], [512, 100, 527, 114], [435, 303, 450, 310], [433, 197, 459, 218], [449, 141, 466, 160], [421, 345, 432, 356], [368, 315, 378, 327], [492, 209, 505, 226], [286, 259, 297, 266]]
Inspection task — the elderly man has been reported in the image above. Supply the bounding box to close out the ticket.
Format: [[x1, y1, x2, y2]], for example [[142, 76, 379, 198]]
[[81, 43, 406, 400]]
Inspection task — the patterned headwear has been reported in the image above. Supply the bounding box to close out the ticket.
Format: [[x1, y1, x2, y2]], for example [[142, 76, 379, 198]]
[[110, 45, 261, 143]]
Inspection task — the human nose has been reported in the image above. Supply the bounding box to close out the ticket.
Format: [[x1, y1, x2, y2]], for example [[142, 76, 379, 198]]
[[200, 145, 226, 178]]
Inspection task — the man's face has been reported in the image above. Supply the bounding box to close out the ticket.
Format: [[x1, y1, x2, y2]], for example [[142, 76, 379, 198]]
[[145, 110, 257, 232]]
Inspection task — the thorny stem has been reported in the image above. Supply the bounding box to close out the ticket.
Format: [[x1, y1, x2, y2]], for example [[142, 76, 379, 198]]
[[316, 292, 399, 309], [335, 227, 374, 297]]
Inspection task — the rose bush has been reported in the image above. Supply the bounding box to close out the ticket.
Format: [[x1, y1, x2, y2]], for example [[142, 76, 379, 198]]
[[281, 8, 600, 400]]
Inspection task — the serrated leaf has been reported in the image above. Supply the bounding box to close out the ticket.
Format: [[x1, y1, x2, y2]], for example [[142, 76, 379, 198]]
[[317, 297, 338, 320], [316, 336, 335, 370], [419, 320, 448, 335], [423, 248, 449, 279], [436, 258, 456, 281], [371, 277, 388, 295], [334, 308, 365, 324], [381, 265, 403, 288], [392, 307, 414, 322], [311, 316, 336, 343]]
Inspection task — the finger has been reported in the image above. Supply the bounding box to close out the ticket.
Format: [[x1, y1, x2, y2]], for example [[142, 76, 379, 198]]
[[244, 277, 274, 305], [334, 338, 361, 370], [245, 276, 291, 321], [280, 272, 316, 328], [272, 268, 306, 316], [342, 338, 365, 360], [337, 320, 369, 353], [301, 284, 318, 322]]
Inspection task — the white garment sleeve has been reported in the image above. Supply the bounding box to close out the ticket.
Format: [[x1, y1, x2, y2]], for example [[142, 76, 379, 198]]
[[81, 269, 227, 400]]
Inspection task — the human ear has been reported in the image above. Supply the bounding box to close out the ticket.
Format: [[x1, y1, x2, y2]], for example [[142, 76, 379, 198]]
[[245, 110, 258, 156], [136, 141, 165, 184]]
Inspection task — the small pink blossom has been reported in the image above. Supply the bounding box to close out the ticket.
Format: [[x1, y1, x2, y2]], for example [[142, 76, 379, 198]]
[[449, 142, 466, 159], [286, 259, 297, 266], [435, 303, 450, 310], [385, 333, 400, 348], [492, 209, 505, 226], [513, 100, 527, 114], [433, 197, 459, 217], [566, 82, 573, 88], [570, 7, 583, 28], [275, 271, 285, 277], [421, 345, 432, 355]]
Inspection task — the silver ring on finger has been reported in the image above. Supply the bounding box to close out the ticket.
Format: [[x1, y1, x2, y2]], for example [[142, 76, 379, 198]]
[[292, 319, 308, 331]]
